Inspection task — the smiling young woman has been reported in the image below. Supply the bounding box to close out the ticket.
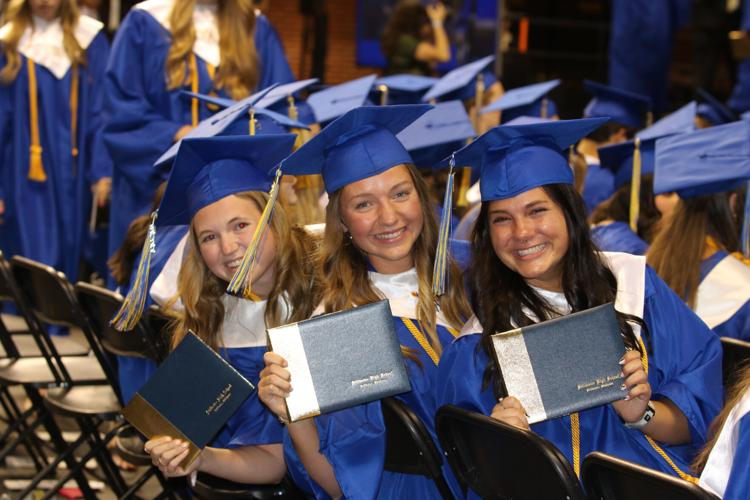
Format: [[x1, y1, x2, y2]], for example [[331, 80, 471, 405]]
[[435, 118, 722, 497], [257, 105, 472, 498]]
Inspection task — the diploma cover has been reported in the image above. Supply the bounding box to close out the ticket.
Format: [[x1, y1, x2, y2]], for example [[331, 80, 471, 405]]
[[491, 302, 627, 424], [122, 332, 254, 467], [267, 300, 411, 421]]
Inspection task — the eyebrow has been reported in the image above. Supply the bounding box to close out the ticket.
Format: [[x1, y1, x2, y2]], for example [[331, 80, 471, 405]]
[[347, 180, 414, 200], [488, 199, 548, 216]]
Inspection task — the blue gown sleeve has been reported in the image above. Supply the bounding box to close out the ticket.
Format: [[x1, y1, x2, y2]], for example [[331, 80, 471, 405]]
[[83, 32, 113, 183], [643, 266, 723, 446], [722, 412, 750, 500], [103, 10, 183, 183], [713, 300, 750, 342], [254, 15, 294, 88], [435, 334, 496, 417]]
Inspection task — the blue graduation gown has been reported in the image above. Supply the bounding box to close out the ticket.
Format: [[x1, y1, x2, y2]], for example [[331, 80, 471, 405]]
[[284, 317, 460, 499], [212, 345, 284, 448], [435, 266, 722, 498], [0, 32, 111, 281], [116, 224, 188, 404], [591, 221, 649, 255], [696, 251, 750, 342], [103, 8, 294, 267], [729, 4, 750, 113], [582, 163, 615, 214]]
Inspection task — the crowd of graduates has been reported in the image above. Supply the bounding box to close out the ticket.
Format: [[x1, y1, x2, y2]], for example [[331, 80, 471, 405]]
[[1, 0, 750, 498]]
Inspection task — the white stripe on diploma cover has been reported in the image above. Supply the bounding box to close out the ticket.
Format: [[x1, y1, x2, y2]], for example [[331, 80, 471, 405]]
[[268, 323, 320, 421]]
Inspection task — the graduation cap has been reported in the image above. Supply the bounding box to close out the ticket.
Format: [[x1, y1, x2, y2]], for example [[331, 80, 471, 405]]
[[637, 101, 697, 142], [583, 80, 651, 129], [282, 104, 432, 194], [307, 74, 378, 124], [422, 55, 495, 102], [449, 117, 610, 202], [154, 85, 278, 167], [112, 134, 297, 331], [503, 116, 554, 126], [396, 100, 475, 168], [654, 120, 750, 198], [254, 78, 319, 109], [481, 79, 560, 123], [696, 88, 737, 126], [372, 74, 438, 105]]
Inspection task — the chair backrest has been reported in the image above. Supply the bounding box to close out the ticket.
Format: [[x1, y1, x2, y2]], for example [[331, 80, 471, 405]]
[[720, 337, 750, 390], [382, 397, 454, 500], [436, 405, 586, 500], [74, 282, 163, 362], [581, 451, 719, 500], [10, 255, 119, 388], [0, 252, 25, 358]]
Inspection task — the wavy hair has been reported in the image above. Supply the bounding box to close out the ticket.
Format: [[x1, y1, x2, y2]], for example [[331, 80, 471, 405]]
[[1, 0, 86, 84], [318, 163, 471, 358], [171, 191, 320, 351], [471, 184, 644, 395], [166, 0, 260, 100], [590, 173, 661, 243]]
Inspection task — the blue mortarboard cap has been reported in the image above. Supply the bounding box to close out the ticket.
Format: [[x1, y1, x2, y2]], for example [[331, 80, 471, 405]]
[[422, 55, 495, 102], [180, 91, 310, 130], [157, 134, 296, 227], [583, 80, 651, 128], [307, 74, 378, 124], [481, 79, 560, 120], [397, 100, 475, 168], [654, 120, 750, 197], [599, 102, 697, 189], [282, 105, 432, 193], [154, 85, 277, 166], [503, 116, 553, 126], [696, 88, 737, 126], [371, 74, 438, 105], [254, 78, 319, 109], [450, 117, 609, 201]]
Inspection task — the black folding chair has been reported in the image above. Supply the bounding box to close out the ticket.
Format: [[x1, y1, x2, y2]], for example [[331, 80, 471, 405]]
[[436, 405, 586, 500], [382, 397, 455, 499], [191, 473, 305, 500], [582, 451, 719, 500], [720, 336, 750, 390]]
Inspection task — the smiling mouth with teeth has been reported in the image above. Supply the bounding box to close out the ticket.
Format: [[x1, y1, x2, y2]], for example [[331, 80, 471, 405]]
[[517, 243, 546, 256], [226, 258, 244, 268], [374, 228, 405, 240]]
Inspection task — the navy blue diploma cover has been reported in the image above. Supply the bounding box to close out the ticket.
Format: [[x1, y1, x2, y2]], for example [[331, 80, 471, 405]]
[[491, 302, 627, 424], [267, 300, 411, 421], [121, 332, 254, 467]]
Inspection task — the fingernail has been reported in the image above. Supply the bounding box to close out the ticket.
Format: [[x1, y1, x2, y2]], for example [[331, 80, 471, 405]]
[[624, 395, 631, 401], [618, 356, 625, 365], [181, 442, 189, 448], [621, 384, 627, 391]]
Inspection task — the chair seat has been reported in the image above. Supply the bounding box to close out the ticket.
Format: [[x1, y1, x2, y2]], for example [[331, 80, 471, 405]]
[[0, 334, 89, 358], [114, 425, 151, 466], [193, 473, 304, 500], [43, 385, 121, 418], [1, 313, 29, 332], [0, 355, 106, 386]]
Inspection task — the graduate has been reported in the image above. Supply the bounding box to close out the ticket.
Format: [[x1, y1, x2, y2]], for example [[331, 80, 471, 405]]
[[257, 105, 473, 499], [135, 134, 320, 486], [649, 120, 750, 342], [579, 80, 650, 214], [435, 119, 722, 497], [591, 102, 698, 255], [103, 0, 294, 274], [0, 0, 111, 282], [695, 364, 750, 499]]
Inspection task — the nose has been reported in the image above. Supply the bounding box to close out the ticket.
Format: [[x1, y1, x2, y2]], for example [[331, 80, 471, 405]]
[[512, 217, 533, 241], [220, 236, 238, 256], [378, 200, 399, 226]]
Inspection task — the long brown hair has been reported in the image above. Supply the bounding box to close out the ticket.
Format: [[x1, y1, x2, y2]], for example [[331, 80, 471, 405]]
[[171, 191, 320, 351], [647, 190, 740, 308], [0, 0, 86, 84], [318, 164, 471, 358], [166, 0, 260, 100], [471, 184, 644, 394], [590, 173, 661, 243], [693, 363, 750, 473], [380, 1, 431, 60]]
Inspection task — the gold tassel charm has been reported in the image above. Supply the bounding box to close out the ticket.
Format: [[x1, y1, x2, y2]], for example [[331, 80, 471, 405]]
[[432, 154, 456, 297], [111, 211, 158, 331], [378, 84, 389, 106], [629, 138, 642, 233], [249, 109, 256, 136], [227, 168, 282, 299]]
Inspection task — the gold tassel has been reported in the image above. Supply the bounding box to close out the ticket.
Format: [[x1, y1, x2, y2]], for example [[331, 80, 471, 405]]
[[378, 84, 388, 106], [189, 54, 200, 127], [70, 65, 79, 160], [432, 155, 456, 297], [111, 211, 158, 331], [27, 59, 47, 182], [629, 138, 642, 233], [249, 109, 256, 136], [227, 168, 282, 298], [541, 97, 548, 118]]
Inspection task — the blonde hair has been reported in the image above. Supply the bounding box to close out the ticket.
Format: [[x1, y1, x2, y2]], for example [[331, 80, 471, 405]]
[[318, 164, 471, 358], [0, 0, 85, 84], [171, 191, 320, 352], [166, 0, 260, 100]]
